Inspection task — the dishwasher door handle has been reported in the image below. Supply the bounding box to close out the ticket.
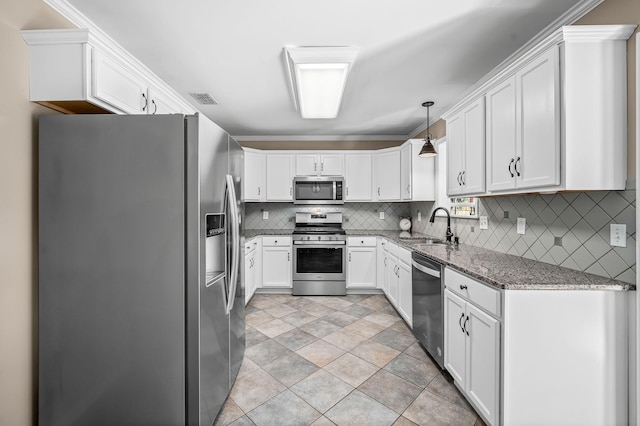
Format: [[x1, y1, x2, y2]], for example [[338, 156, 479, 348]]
[[412, 260, 441, 278]]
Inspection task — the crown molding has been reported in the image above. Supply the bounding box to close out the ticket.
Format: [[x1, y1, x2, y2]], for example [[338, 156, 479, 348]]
[[233, 134, 407, 142], [562, 24, 637, 41]]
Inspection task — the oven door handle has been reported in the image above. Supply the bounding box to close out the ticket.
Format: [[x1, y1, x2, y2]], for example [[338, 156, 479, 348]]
[[411, 260, 441, 278], [293, 241, 346, 245]]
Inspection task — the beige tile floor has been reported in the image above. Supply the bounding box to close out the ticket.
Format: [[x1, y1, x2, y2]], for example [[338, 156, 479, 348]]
[[215, 294, 486, 426]]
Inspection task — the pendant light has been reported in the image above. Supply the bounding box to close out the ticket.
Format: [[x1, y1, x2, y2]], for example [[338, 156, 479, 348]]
[[418, 101, 437, 157]]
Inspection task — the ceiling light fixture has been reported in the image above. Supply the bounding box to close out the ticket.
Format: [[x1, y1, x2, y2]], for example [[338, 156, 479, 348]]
[[284, 46, 358, 119], [418, 101, 437, 157]]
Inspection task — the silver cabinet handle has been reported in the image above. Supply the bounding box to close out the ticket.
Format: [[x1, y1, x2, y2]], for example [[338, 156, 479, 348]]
[[378, 188, 381, 196], [321, 163, 324, 172], [346, 187, 349, 196], [349, 252, 352, 262], [514, 157, 521, 177], [152, 99, 157, 114], [141, 92, 148, 112], [461, 171, 466, 185], [508, 158, 515, 177], [459, 313, 465, 333], [464, 315, 470, 336], [406, 184, 410, 194], [290, 187, 292, 196], [287, 252, 290, 261], [457, 172, 462, 186], [384, 258, 387, 266], [314, 162, 317, 171], [258, 187, 260, 196]]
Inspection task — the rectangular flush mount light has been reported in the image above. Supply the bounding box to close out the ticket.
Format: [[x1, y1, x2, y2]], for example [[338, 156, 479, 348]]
[[284, 46, 358, 119]]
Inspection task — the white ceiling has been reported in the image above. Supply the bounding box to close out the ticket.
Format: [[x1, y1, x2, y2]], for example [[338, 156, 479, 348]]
[[64, 0, 590, 140]]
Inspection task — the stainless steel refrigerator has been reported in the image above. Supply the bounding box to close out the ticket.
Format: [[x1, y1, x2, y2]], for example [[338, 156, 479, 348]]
[[38, 114, 245, 426]]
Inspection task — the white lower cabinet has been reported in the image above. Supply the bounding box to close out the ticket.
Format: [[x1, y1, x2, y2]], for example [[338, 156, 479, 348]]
[[347, 237, 377, 289], [445, 269, 500, 426], [376, 238, 386, 290], [244, 241, 256, 305], [396, 258, 412, 327], [261, 236, 291, 288]]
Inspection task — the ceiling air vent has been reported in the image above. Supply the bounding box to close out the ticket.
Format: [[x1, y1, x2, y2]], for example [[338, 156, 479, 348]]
[[189, 92, 218, 105]]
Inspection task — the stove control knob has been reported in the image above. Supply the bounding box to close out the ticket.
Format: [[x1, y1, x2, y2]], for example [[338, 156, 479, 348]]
[[317, 236, 321, 240], [306, 236, 310, 240]]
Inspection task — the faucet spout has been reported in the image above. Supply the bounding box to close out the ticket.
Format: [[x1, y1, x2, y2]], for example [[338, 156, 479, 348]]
[[429, 207, 453, 242]]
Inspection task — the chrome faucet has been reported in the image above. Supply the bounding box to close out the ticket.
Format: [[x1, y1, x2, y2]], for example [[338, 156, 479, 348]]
[[429, 207, 453, 242]]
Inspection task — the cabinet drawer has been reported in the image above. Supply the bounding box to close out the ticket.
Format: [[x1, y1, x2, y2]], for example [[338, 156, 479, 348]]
[[262, 236, 291, 247], [445, 267, 501, 318], [348, 236, 377, 247], [388, 241, 399, 257], [244, 238, 258, 252], [397, 246, 412, 265], [381, 238, 389, 252]]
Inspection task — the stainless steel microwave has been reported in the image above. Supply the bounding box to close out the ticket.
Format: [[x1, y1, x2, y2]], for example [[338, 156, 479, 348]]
[[293, 176, 344, 204]]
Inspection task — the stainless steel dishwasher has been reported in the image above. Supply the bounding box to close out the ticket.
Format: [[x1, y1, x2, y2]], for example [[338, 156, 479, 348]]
[[411, 252, 445, 369]]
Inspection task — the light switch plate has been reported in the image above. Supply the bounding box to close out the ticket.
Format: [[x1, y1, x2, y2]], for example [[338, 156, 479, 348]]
[[263, 211, 269, 220], [379, 211, 385, 220], [517, 217, 526, 235], [479, 216, 488, 230], [610, 224, 626, 247]]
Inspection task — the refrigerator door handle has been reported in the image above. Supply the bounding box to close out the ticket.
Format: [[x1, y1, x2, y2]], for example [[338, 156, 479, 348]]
[[225, 174, 240, 315]]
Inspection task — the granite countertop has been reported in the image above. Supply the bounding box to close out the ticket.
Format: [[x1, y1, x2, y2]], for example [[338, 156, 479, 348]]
[[245, 229, 293, 239], [245, 229, 635, 291]]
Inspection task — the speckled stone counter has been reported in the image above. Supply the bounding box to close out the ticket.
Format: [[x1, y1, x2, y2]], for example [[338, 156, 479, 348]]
[[245, 229, 293, 239], [345, 230, 635, 291]]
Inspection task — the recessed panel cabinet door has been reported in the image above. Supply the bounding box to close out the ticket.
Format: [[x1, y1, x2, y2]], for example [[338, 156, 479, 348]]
[[444, 289, 466, 385], [396, 260, 412, 327], [446, 114, 464, 196], [347, 247, 377, 288], [466, 303, 500, 426], [462, 98, 485, 195], [486, 76, 517, 191], [262, 246, 291, 287], [516, 46, 560, 189], [374, 150, 401, 201], [266, 154, 294, 201], [92, 49, 146, 114], [345, 154, 372, 201]]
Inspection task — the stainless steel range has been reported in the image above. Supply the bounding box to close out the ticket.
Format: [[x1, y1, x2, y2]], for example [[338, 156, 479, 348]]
[[292, 212, 346, 296]]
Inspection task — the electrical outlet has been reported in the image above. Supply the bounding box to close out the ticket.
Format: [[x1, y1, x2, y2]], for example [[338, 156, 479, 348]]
[[379, 211, 385, 220], [263, 211, 269, 220], [517, 217, 526, 235], [610, 224, 626, 247], [479, 216, 488, 230], [418, 211, 422, 222]]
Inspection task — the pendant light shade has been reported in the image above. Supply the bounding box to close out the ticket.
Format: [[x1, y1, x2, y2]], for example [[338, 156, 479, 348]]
[[418, 101, 437, 158]]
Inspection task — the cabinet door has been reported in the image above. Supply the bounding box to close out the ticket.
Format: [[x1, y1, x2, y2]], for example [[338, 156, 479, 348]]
[[244, 252, 254, 305], [444, 289, 466, 385], [386, 256, 399, 307], [244, 151, 265, 201], [295, 154, 318, 176], [147, 87, 185, 115], [262, 246, 291, 287], [376, 239, 385, 290], [347, 247, 377, 288], [92, 49, 147, 114], [400, 144, 412, 200], [462, 98, 486, 195], [320, 154, 344, 176], [486, 76, 517, 191], [266, 154, 294, 201], [466, 304, 500, 426], [344, 154, 372, 201], [374, 150, 401, 201], [516, 46, 560, 190], [446, 113, 464, 196], [396, 260, 412, 327]]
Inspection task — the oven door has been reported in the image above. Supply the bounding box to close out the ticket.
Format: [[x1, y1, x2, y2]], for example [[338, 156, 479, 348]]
[[293, 242, 346, 281]]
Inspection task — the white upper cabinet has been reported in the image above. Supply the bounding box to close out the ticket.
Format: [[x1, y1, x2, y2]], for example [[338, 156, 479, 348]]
[[344, 153, 372, 201], [446, 98, 486, 196], [243, 149, 266, 201], [374, 148, 401, 201], [401, 144, 412, 200], [295, 153, 344, 176], [402, 139, 436, 201], [266, 154, 295, 201], [21, 29, 195, 115], [468, 25, 634, 196], [486, 47, 560, 192]]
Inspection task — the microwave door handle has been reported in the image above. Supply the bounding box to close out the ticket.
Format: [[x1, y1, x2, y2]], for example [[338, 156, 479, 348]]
[[333, 181, 336, 200]]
